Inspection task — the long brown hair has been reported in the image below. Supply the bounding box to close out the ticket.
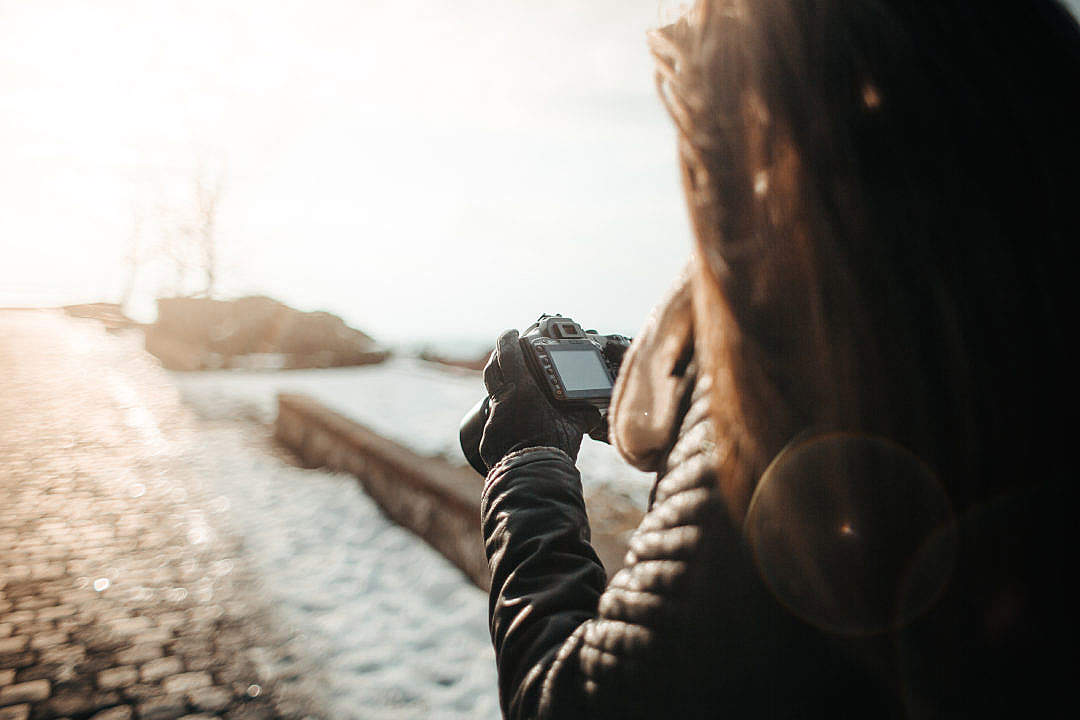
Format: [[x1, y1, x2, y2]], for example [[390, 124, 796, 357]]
[[650, 0, 1079, 517]]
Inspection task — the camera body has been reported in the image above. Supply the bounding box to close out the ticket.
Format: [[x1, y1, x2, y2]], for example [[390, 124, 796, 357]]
[[459, 314, 631, 475], [519, 314, 630, 406]]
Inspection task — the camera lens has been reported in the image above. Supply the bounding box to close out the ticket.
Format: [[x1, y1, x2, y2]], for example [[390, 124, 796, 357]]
[[459, 396, 491, 475]]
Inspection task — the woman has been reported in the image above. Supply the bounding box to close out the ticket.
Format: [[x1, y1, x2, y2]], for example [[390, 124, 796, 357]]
[[477, 1, 1077, 717]]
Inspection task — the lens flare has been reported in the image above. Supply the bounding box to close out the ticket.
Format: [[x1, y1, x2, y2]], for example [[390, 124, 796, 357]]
[[744, 433, 956, 636]]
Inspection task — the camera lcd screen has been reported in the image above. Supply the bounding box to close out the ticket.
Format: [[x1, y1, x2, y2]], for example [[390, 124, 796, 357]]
[[547, 347, 612, 392]]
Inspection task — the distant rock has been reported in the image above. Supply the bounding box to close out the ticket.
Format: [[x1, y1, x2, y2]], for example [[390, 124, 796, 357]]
[[145, 296, 389, 371], [418, 348, 491, 373], [62, 302, 136, 332]]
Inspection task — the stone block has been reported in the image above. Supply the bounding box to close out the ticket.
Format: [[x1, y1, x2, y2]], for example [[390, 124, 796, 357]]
[[90, 706, 134, 720], [139, 657, 183, 683], [0, 627, 10, 640], [161, 672, 211, 696], [0, 638, 27, 655], [116, 644, 163, 666], [131, 629, 172, 646], [11, 664, 58, 684], [120, 684, 161, 702], [38, 689, 118, 718], [0, 652, 35, 670], [35, 605, 77, 622], [221, 701, 272, 720], [0, 679, 50, 706], [94, 609, 134, 625], [0, 704, 29, 720], [136, 694, 187, 720], [168, 639, 211, 658], [0, 672, 11, 687], [29, 631, 68, 650], [186, 686, 230, 713], [9, 624, 49, 639], [178, 655, 216, 672], [153, 614, 185, 633], [109, 617, 152, 637], [98, 666, 139, 690]]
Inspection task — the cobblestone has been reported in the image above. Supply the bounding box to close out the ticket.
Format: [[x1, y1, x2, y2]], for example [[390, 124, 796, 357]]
[[0, 638, 27, 655], [186, 686, 230, 713], [116, 645, 163, 667], [131, 629, 172, 646], [12, 665, 58, 684], [136, 694, 186, 720], [90, 706, 134, 720], [160, 672, 210, 696], [0, 314, 324, 718], [0, 653, 34, 670], [107, 619, 152, 638], [38, 689, 120, 718], [97, 667, 138, 691], [0, 679, 49, 705], [29, 632, 68, 650], [139, 658, 183, 684], [120, 684, 161, 703], [177, 655, 216, 673]]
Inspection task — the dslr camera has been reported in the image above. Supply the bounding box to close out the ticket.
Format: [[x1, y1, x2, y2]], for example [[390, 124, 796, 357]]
[[459, 314, 631, 475]]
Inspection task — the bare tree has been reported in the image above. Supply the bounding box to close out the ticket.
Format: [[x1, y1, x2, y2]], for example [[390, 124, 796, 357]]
[[190, 163, 224, 297], [119, 159, 227, 316], [119, 201, 145, 312]]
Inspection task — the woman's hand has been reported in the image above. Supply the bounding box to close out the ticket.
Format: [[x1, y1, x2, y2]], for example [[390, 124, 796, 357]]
[[479, 329, 600, 471]]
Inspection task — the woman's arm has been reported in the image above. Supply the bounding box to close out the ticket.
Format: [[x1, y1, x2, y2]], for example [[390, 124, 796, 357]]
[[482, 447, 605, 718], [481, 391, 874, 719]]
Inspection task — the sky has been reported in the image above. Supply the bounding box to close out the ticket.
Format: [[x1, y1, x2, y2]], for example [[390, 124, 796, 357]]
[[4, 1, 1079, 347], [0, 0, 693, 346]]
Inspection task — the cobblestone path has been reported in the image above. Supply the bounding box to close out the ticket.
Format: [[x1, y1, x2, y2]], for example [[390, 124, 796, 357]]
[[1, 313, 323, 720]]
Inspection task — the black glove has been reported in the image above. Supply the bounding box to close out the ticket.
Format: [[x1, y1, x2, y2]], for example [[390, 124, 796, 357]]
[[479, 329, 601, 470]]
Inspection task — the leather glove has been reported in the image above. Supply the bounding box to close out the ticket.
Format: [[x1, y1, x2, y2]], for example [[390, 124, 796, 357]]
[[479, 329, 601, 470]]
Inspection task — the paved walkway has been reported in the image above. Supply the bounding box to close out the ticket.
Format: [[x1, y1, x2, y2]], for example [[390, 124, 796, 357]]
[[1, 312, 320, 720]]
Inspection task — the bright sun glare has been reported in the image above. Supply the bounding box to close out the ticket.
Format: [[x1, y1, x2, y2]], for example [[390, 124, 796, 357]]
[[1, 1, 692, 345]]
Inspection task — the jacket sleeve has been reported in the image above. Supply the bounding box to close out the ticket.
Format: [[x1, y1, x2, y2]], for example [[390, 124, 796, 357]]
[[481, 446, 607, 718], [481, 436, 786, 720]]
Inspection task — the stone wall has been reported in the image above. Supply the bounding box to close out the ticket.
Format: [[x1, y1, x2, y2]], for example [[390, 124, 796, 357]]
[[273, 394, 640, 591]]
